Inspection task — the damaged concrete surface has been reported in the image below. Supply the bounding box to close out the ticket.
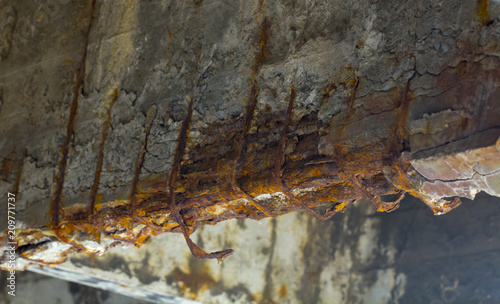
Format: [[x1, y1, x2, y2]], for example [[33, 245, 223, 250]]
[[0, 0, 500, 302], [3, 193, 496, 304]]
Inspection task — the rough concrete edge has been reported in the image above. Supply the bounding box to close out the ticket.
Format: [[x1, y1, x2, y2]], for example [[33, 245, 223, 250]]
[[411, 127, 500, 160], [28, 265, 203, 304]]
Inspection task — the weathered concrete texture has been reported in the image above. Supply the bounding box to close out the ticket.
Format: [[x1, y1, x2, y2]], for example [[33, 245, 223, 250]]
[[19, 193, 500, 304], [0, 0, 91, 230], [0, 0, 500, 283], [0, 268, 163, 304]]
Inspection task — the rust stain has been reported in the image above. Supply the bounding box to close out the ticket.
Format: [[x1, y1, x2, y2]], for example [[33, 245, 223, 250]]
[[321, 82, 337, 105], [430, 197, 462, 215], [49, 0, 97, 249], [11, 156, 24, 198], [275, 87, 342, 220], [381, 76, 464, 215], [321, 67, 359, 109], [131, 105, 162, 233], [345, 77, 359, 122], [165, 30, 173, 59], [50, 77, 79, 227], [278, 284, 287, 298], [231, 83, 274, 217], [169, 266, 216, 295], [339, 171, 403, 212], [169, 97, 194, 203], [229, 17, 275, 218], [9, 147, 403, 267], [90, 88, 118, 219], [384, 151, 462, 216], [87, 101, 159, 246], [478, 0, 491, 27], [19, 249, 75, 267], [1, 157, 13, 181], [331, 67, 403, 213], [96, 205, 150, 246], [389, 78, 412, 160], [168, 96, 234, 263], [253, 17, 271, 78], [259, 0, 265, 13]]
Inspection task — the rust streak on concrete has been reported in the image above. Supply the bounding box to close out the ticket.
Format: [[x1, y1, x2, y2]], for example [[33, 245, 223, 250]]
[[50, 0, 97, 229], [11, 153, 24, 198], [168, 96, 234, 263], [275, 87, 341, 221], [230, 17, 274, 217], [332, 73, 402, 213], [90, 88, 118, 219], [132, 105, 162, 232], [231, 83, 274, 217], [169, 97, 194, 203]]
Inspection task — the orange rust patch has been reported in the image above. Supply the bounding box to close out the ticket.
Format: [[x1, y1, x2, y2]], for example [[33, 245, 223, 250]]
[[322, 82, 337, 104], [259, 0, 265, 12], [279, 284, 287, 298], [170, 266, 216, 294], [478, 0, 491, 27], [253, 17, 271, 77]]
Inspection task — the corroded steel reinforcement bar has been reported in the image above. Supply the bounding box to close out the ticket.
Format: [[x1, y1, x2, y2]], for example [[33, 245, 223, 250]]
[[1, 1, 499, 270]]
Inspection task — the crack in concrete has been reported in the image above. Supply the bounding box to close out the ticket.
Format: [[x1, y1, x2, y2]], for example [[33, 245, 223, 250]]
[[425, 167, 500, 184], [412, 126, 500, 156]]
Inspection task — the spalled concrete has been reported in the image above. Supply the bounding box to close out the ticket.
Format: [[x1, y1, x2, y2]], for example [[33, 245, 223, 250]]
[[1, 0, 500, 302]]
